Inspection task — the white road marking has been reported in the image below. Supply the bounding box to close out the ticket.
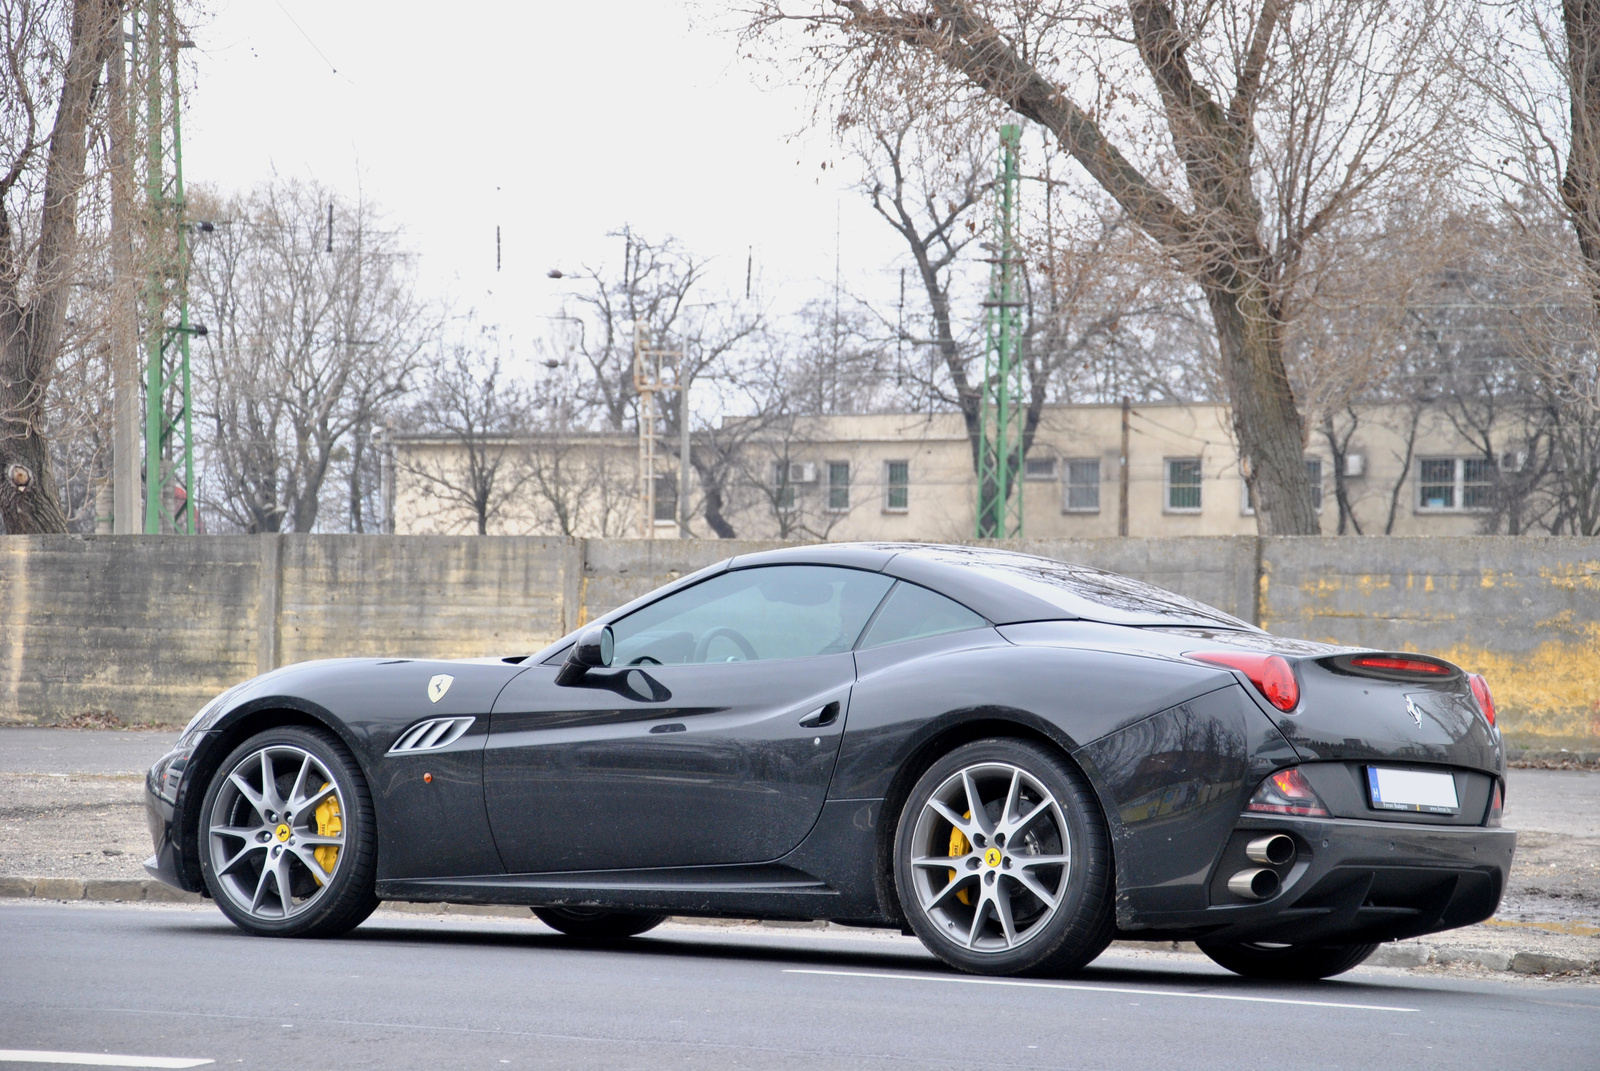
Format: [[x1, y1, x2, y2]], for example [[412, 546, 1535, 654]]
[[0, 1052, 212, 1068], [784, 969, 1419, 1013]]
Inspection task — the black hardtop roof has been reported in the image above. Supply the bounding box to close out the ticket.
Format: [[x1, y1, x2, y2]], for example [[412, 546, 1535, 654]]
[[725, 543, 1256, 631]]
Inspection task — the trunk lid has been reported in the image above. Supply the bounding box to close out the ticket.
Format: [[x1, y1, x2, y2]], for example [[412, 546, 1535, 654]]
[[1146, 627, 1503, 774]]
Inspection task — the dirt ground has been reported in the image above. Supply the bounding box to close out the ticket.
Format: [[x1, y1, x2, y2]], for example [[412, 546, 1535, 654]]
[[0, 774, 152, 881]]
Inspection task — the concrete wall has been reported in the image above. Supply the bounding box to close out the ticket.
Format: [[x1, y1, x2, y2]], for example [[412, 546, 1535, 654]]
[[1, 534, 1594, 741], [1260, 538, 1600, 743]]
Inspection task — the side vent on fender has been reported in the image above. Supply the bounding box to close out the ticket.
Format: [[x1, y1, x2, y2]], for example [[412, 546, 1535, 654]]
[[389, 717, 476, 754]]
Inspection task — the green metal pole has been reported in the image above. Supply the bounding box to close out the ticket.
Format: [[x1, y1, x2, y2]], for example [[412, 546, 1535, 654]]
[[976, 124, 1023, 539]]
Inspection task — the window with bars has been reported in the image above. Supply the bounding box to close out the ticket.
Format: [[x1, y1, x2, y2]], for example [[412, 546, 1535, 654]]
[[1063, 458, 1100, 512], [827, 461, 850, 511], [1166, 458, 1203, 512], [1418, 457, 1494, 511], [884, 460, 909, 512], [1024, 456, 1056, 480]]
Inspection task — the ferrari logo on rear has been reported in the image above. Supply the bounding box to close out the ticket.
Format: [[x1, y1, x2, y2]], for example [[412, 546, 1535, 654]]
[[428, 674, 454, 704], [1404, 695, 1422, 726]]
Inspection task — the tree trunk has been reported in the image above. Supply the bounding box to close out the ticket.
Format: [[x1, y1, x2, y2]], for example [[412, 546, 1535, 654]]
[[1202, 281, 1317, 536], [689, 447, 737, 538], [0, 0, 118, 534], [1564, 0, 1600, 320]]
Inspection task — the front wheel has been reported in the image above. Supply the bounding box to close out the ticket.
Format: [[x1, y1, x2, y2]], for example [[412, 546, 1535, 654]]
[[894, 738, 1115, 977], [533, 907, 667, 939], [1198, 940, 1379, 980], [198, 725, 379, 938]]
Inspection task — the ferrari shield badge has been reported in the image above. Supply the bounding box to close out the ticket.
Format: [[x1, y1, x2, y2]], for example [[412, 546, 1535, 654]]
[[427, 674, 454, 704]]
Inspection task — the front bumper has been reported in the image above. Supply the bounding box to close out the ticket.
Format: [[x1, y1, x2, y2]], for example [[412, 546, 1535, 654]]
[[1127, 815, 1516, 945], [142, 736, 210, 894]]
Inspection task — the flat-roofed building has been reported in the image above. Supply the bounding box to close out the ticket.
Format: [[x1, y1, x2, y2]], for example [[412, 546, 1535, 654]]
[[392, 401, 1530, 539]]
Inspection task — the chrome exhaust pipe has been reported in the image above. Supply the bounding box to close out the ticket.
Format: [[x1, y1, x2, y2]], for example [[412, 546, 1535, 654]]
[[1245, 833, 1296, 867], [1227, 867, 1281, 900]]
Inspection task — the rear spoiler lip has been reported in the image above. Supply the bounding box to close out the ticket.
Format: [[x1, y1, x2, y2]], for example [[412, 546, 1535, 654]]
[[1314, 651, 1465, 685]]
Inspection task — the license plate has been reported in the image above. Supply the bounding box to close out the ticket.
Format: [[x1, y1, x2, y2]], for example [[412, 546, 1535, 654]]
[[1365, 767, 1460, 815]]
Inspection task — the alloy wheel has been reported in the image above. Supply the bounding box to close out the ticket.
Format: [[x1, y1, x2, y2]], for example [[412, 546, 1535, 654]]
[[907, 761, 1071, 953], [206, 744, 348, 921]]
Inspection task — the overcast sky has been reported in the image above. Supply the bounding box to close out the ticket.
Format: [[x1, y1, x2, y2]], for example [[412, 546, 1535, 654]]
[[182, 1, 910, 365]]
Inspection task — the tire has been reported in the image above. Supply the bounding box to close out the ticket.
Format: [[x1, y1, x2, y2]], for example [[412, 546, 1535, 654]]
[[198, 725, 379, 938], [533, 907, 667, 939], [893, 738, 1115, 977], [1197, 940, 1379, 980]]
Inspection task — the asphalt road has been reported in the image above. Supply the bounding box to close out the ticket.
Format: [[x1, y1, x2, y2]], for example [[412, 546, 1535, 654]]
[[2, 901, 1597, 1071]]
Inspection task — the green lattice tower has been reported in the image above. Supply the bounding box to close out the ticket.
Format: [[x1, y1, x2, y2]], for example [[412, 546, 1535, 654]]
[[132, 1, 197, 534], [975, 124, 1025, 539]]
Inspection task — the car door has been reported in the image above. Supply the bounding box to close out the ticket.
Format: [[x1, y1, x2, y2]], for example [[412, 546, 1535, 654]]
[[483, 564, 895, 874]]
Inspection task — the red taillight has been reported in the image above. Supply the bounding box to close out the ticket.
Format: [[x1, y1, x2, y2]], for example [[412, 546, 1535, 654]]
[[1247, 767, 1331, 817], [1188, 652, 1300, 711], [1468, 673, 1497, 729], [1349, 655, 1452, 675]]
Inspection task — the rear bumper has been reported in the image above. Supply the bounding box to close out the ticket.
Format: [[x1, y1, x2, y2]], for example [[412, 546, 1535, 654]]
[[1125, 815, 1515, 945]]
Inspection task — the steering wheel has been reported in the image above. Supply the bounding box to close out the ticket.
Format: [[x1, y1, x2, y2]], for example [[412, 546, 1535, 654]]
[[628, 655, 663, 666], [693, 626, 758, 664]]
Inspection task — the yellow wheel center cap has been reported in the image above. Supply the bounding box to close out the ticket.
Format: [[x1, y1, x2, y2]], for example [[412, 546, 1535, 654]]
[[983, 847, 1002, 868], [275, 823, 291, 843]]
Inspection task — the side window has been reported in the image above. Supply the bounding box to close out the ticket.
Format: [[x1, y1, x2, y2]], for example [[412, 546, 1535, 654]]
[[610, 566, 894, 666], [859, 582, 988, 650]]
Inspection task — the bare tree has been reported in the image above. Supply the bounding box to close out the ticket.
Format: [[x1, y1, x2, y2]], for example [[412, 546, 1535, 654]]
[[188, 179, 429, 532], [748, 0, 1470, 534], [400, 333, 533, 536], [0, 0, 118, 533], [551, 228, 761, 536]]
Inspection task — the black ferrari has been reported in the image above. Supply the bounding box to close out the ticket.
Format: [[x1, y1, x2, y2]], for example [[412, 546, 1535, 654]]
[[145, 542, 1514, 980]]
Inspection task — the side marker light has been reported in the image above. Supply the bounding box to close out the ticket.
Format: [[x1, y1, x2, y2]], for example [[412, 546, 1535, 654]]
[[423, 772, 433, 784]]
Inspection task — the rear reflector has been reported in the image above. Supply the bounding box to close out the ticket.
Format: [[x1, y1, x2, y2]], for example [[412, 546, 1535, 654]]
[[1348, 655, 1452, 675], [1247, 767, 1331, 817], [1468, 673, 1498, 729], [1188, 652, 1300, 711]]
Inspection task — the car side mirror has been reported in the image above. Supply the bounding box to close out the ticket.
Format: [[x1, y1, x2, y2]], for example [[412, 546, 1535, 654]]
[[555, 625, 614, 686]]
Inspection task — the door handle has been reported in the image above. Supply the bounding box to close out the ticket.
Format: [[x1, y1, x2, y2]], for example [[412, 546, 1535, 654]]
[[649, 722, 687, 734], [798, 702, 840, 728]]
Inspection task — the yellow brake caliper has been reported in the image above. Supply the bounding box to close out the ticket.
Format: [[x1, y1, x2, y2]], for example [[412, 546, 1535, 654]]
[[312, 783, 342, 885], [948, 811, 972, 906]]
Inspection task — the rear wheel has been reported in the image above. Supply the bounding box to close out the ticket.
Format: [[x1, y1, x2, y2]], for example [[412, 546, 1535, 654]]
[[533, 907, 667, 939], [893, 738, 1114, 977], [199, 725, 379, 938], [1198, 939, 1379, 980]]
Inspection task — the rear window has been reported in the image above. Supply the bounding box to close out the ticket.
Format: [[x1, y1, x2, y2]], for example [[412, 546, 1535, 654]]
[[901, 548, 1256, 630]]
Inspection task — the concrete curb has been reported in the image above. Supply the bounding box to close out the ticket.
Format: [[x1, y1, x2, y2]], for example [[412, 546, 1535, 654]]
[[4, 876, 1595, 978]]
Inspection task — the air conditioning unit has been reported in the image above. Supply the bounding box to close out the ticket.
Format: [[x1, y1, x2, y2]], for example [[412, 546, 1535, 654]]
[[1343, 453, 1366, 478], [786, 462, 818, 484], [1499, 450, 1528, 474]]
